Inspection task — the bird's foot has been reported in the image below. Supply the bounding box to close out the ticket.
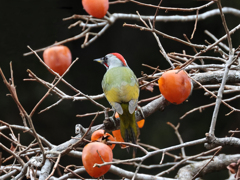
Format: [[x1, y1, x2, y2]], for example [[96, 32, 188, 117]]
[[103, 114, 119, 130], [103, 108, 117, 129], [109, 115, 116, 127], [136, 105, 145, 119]]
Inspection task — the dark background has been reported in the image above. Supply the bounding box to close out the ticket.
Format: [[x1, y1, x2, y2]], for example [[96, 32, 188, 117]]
[[1, 0, 240, 179]]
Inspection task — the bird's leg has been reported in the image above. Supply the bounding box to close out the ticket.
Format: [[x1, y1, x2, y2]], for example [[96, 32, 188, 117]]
[[136, 105, 145, 119]]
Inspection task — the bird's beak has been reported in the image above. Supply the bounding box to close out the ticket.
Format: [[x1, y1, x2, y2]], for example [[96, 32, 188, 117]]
[[94, 58, 103, 64]]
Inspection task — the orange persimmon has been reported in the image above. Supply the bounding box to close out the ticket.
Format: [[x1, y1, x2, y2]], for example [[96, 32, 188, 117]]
[[82, 0, 109, 18], [158, 70, 192, 104], [91, 129, 116, 150], [82, 142, 113, 178], [137, 119, 145, 128], [43, 45, 72, 76], [112, 129, 126, 148]]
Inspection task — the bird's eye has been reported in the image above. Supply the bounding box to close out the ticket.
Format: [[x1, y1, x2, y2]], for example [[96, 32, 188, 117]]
[[103, 56, 108, 62]]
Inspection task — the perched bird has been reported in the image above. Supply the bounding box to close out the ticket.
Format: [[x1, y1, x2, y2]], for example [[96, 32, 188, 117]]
[[94, 53, 139, 145]]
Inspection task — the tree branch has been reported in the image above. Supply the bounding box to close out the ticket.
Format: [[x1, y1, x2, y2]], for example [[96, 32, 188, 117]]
[[177, 154, 240, 180]]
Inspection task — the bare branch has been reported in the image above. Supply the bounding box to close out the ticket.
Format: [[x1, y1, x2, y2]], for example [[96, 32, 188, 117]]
[[157, 146, 222, 177], [208, 0, 235, 136], [177, 154, 240, 180], [205, 136, 240, 149], [23, 7, 240, 55], [191, 10, 199, 39], [191, 146, 222, 179], [0, 143, 25, 167], [109, 164, 176, 180], [110, 0, 214, 12], [167, 122, 186, 158]]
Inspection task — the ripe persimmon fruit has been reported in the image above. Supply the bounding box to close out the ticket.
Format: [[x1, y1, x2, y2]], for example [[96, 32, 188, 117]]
[[43, 45, 72, 76], [158, 70, 192, 104], [91, 129, 105, 142], [91, 129, 116, 150], [137, 119, 145, 128], [112, 129, 125, 147], [82, 142, 113, 178], [82, 0, 109, 18]]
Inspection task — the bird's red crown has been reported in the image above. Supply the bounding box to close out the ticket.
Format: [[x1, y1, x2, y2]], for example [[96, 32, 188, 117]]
[[111, 53, 127, 66]]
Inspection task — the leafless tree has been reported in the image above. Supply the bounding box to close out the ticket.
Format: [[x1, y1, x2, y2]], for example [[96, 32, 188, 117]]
[[1, 0, 240, 179]]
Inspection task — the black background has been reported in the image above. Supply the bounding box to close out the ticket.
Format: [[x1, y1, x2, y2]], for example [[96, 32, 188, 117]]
[[1, 0, 240, 179]]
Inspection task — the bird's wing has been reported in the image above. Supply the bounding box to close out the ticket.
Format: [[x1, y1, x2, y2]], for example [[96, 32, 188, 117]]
[[111, 102, 123, 115], [128, 99, 138, 114], [128, 71, 139, 114]]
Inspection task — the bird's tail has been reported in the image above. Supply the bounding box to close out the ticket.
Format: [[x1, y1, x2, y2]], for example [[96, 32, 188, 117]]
[[119, 103, 139, 145]]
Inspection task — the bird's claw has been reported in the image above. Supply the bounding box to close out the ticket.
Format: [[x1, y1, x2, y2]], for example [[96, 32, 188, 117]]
[[103, 115, 117, 130], [137, 105, 145, 119], [109, 116, 116, 127]]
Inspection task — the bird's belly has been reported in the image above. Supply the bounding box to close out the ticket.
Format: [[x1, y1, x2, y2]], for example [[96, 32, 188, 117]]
[[105, 84, 137, 103]]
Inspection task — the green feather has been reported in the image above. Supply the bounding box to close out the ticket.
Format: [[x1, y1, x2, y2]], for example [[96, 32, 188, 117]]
[[119, 103, 139, 144]]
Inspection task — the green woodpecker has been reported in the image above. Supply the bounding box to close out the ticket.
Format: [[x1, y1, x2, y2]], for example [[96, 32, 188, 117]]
[[95, 53, 139, 144]]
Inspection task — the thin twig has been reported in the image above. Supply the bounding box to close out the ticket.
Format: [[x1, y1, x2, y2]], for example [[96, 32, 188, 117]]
[[27, 45, 106, 111], [131, 160, 143, 180], [157, 146, 222, 177], [23, 28, 91, 56], [45, 154, 61, 180], [0, 143, 25, 167], [209, 0, 235, 136], [61, 112, 99, 156], [0, 65, 46, 164], [167, 122, 186, 158], [159, 152, 165, 165], [110, 0, 215, 12], [191, 10, 199, 39], [152, 0, 163, 29], [191, 146, 222, 179]]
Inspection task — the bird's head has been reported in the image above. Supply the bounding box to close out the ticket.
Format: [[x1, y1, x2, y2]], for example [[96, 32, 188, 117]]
[[94, 53, 128, 69]]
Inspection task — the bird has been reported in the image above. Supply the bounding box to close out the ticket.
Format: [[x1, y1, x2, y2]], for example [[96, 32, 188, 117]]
[[94, 53, 140, 145]]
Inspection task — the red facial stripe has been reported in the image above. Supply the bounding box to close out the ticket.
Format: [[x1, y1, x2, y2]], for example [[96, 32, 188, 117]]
[[104, 62, 109, 67], [111, 53, 127, 66]]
